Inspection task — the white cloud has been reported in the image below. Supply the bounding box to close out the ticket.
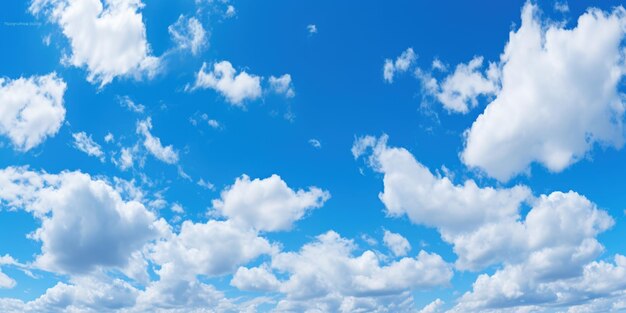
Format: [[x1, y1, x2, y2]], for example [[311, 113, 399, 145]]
[[30, 0, 160, 87], [419, 298, 444, 313], [554, 1, 569, 13], [116, 146, 135, 170], [197, 178, 214, 190], [170, 203, 184, 214], [104, 132, 114, 143], [0, 73, 66, 151], [117, 95, 145, 113], [261, 231, 452, 310], [0, 274, 244, 313], [72, 132, 104, 161], [269, 74, 295, 98], [136, 118, 179, 164], [0, 167, 164, 275], [212, 174, 330, 232], [417, 56, 499, 113], [309, 138, 322, 149], [168, 15, 207, 56], [207, 119, 220, 128], [225, 5, 236, 18], [384, 48, 416, 83], [0, 256, 17, 288], [231, 265, 281, 292], [353, 135, 531, 263], [355, 135, 619, 311], [149, 220, 275, 281], [307, 24, 317, 34], [459, 3, 626, 181], [189, 61, 262, 106], [383, 230, 411, 257]]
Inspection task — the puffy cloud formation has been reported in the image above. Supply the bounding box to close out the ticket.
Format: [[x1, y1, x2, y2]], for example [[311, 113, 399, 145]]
[[168, 15, 207, 55], [269, 74, 295, 98], [0, 167, 164, 275], [384, 48, 416, 83], [233, 231, 452, 312], [0, 73, 66, 151], [136, 118, 179, 164], [72, 132, 104, 161], [30, 0, 160, 86], [454, 3, 626, 180], [355, 135, 620, 311], [189, 61, 262, 106], [212, 174, 330, 232], [416, 56, 499, 113], [383, 230, 411, 257], [149, 220, 275, 281]]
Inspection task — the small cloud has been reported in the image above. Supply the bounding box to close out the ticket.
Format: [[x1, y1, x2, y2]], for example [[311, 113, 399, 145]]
[[118, 95, 145, 113], [72, 132, 104, 162], [307, 24, 317, 35], [171, 203, 185, 214], [197, 178, 215, 190], [225, 5, 236, 18], [104, 132, 114, 143], [554, 1, 569, 13], [384, 48, 417, 83], [269, 74, 295, 98], [308, 138, 322, 149], [207, 119, 220, 129]]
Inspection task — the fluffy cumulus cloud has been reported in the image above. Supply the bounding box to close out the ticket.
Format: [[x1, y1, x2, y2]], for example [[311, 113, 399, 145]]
[[233, 231, 452, 312], [72, 131, 104, 161], [384, 48, 416, 83], [455, 3, 626, 181], [416, 56, 499, 113], [0, 167, 164, 275], [0, 73, 66, 151], [149, 220, 275, 281], [355, 135, 624, 311], [30, 0, 160, 86], [136, 118, 179, 164], [269, 74, 295, 98], [189, 61, 262, 106], [168, 15, 207, 55], [212, 174, 330, 232]]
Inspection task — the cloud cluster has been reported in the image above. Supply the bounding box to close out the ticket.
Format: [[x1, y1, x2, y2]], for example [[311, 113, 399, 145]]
[[0, 73, 66, 151], [30, 0, 160, 86], [383, 48, 416, 83], [417, 3, 626, 180], [233, 231, 452, 312], [355, 135, 623, 311]]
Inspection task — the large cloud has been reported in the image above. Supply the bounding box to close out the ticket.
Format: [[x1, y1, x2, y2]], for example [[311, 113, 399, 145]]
[[212, 174, 330, 232], [459, 3, 626, 181], [355, 135, 620, 311], [30, 0, 160, 86], [0, 73, 66, 151], [232, 231, 452, 311], [0, 167, 165, 275], [149, 220, 275, 281]]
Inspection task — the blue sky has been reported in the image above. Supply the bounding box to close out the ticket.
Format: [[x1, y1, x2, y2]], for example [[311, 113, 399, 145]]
[[1, 0, 626, 312]]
